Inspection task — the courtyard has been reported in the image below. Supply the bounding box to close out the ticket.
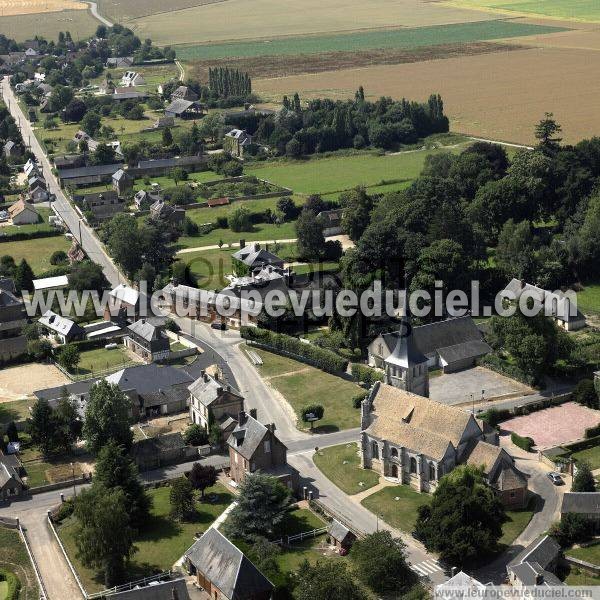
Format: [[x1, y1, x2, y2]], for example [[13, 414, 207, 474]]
[[501, 402, 600, 450]]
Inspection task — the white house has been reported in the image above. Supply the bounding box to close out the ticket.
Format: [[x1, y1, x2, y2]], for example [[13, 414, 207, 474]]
[[120, 71, 146, 87]]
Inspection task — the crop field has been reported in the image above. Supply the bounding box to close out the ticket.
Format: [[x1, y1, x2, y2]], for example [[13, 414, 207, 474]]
[[444, 0, 600, 22], [0, 8, 98, 41], [95, 0, 226, 22], [255, 46, 600, 144], [0, 0, 86, 15], [127, 0, 504, 47], [175, 19, 564, 60]]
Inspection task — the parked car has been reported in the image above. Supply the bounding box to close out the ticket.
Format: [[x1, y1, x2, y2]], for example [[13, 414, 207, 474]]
[[547, 472, 564, 485], [0, 210, 9, 222], [211, 321, 226, 330]]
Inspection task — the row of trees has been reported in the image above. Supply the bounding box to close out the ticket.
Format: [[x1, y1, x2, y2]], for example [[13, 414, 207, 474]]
[[208, 67, 252, 99]]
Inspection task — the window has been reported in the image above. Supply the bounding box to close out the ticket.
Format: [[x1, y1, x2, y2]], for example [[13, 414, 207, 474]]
[[429, 463, 436, 481], [510, 491, 516, 498], [391, 447, 398, 458], [264, 440, 271, 453], [410, 457, 417, 474], [251, 462, 256, 471], [372, 441, 379, 459]]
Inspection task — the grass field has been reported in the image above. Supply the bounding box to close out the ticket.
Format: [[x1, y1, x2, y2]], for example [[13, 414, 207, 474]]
[[566, 543, 600, 565], [446, 0, 600, 22], [0, 399, 33, 424], [313, 443, 380, 495], [564, 566, 600, 585], [0, 236, 71, 274], [246, 146, 467, 196], [0, 527, 38, 598], [252, 347, 363, 432], [73, 346, 134, 376], [95, 0, 223, 21], [577, 282, 600, 315], [175, 20, 564, 60], [0, 8, 98, 42], [571, 445, 600, 470], [59, 482, 233, 593], [499, 503, 534, 546], [128, 0, 504, 46], [1, 207, 54, 236]]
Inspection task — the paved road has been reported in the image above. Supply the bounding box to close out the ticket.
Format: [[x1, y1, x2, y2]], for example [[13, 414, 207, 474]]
[[0, 79, 123, 289]]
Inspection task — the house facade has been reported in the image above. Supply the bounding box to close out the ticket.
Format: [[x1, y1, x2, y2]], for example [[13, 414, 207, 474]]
[[112, 169, 134, 195], [124, 320, 170, 362], [8, 199, 39, 225], [39, 310, 85, 344], [224, 128, 254, 157], [0, 283, 27, 361], [0, 460, 24, 501]]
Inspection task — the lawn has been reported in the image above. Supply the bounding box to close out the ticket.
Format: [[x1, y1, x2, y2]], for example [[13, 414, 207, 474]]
[[58, 482, 233, 593], [564, 567, 600, 585], [0, 236, 71, 274], [252, 347, 363, 432], [175, 20, 564, 60], [361, 485, 430, 533], [73, 346, 134, 376], [577, 282, 600, 315], [571, 445, 600, 470], [313, 443, 379, 495], [0, 399, 33, 424], [499, 503, 534, 546], [0, 527, 38, 598], [24, 458, 86, 488], [246, 147, 467, 196], [0, 207, 56, 236], [566, 543, 600, 566], [276, 507, 326, 538]]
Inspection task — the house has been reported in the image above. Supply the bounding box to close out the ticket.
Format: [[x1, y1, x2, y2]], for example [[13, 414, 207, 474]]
[[232, 241, 284, 275], [0, 460, 24, 501], [105, 56, 133, 68], [501, 279, 586, 331], [465, 440, 528, 508], [81, 191, 126, 222], [171, 85, 198, 102], [368, 315, 491, 375], [327, 519, 357, 553], [224, 128, 254, 158], [112, 169, 134, 195], [435, 571, 488, 597], [134, 189, 162, 209], [149, 198, 184, 225], [3, 140, 22, 158], [561, 492, 600, 530], [32, 275, 69, 292], [111, 88, 148, 102], [23, 159, 39, 177], [121, 71, 146, 87], [73, 130, 98, 152], [28, 176, 49, 202], [184, 527, 274, 600], [24, 47, 38, 58], [124, 319, 170, 362], [105, 284, 141, 322], [188, 370, 244, 438], [53, 155, 84, 170], [8, 199, 39, 225], [57, 163, 124, 187], [228, 411, 298, 490], [164, 99, 204, 119], [28, 175, 46, 191], [507, 535, 563, 588], [360, 382, 498, 492], [130, 432, 188, 470], [39, 310, 85, 344], [318, 208, 343, 236], [135, 155, 206, 177], [98, 78, 115, 95], [153, 116, 175, 129], [0, 282, 27, 361]]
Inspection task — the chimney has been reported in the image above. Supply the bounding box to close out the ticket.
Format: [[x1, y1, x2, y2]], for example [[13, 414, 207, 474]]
[[536, 573, 544, 586], [253, 242, 260, 251], [451, 567, 457, 577], [268, 423, 276, 433], [226, 385, 231, 392], [249, 408, 257, 420], [238, 410, 247, 426], [239, 239, 245, 249]]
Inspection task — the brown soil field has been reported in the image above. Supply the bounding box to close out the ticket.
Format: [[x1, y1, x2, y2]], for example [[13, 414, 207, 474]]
[[255, 46, 600, 145], [188, 40, 526, 80], [0, 364, 68, 403], [0, 0, 85, 16], [129, 0, 502, 46], [95, 0, 227, 22], [505, 27, 600, 51]]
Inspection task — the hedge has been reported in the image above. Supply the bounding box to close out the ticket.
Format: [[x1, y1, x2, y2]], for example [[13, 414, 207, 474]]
[[351, 364, 384, 386], [353, 391, 368, 408], [478, 408, 511, 427], [0, 569, 21, 600], [34, 265, 72, 280], [479, 354, 539, 388], [511, 432, 535, 452], [586, 424, 600, 439], [241, 327, 347, 374], [563, 435, 600, 454], [0, 229, 60, 243]]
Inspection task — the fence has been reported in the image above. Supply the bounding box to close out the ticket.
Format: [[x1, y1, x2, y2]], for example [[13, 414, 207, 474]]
[[87, 572, 174, 599], [309, 498, 366, 540], [272, 526, 328, 546], [54, 359, 139, 382]]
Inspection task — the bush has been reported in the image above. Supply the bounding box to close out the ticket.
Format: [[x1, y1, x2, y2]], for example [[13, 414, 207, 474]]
[[511, 432, 535, 452], [50, 250, 68, 265], [164, 318, 180, 333], [550, 513, 593, 547], [0, 229, 60, 243], [0, 569, 20, 600], [301, 404, 324, 422], [241, 327, 348, 374], [351, 364, 384, 386], [572, 379, 598, 409], [55, 498, 75, 522], [479, 408, 511, 428], [353, 391, 368, 408], [183, 217, 199, 236], [586, 423, 600, 439], [183, 424, 208, 446]]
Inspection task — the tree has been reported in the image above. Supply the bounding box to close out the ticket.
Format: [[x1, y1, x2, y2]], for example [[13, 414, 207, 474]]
[[170, 476, 195, 521], [50, 250, 68, 266], [14, 259, 34, 293], [68, 260, 109, 294], [350, 531, 415, 594], [81, 111, 102, 137], [27, 338, 53, 360], [295, 560, 367, 600], [162, 127, 173, 146], [208, 423, 222, 447], [573, 461, 596, 493], [535, 112, 562, 152], [58, 344, 80, 372], [495, 220, 535, 280], [276, 197, 298, 221], [228, 205, 252, 232], [27, 398, 56, 456], [340, 187, 373, 242], [183, 424, 207, 446], [171, 167, 186, 186], [198, 111, 224, 142], [223, 472, 293, 541], [54, 393, 81, 454], [83, 380, 133, 453], [6, 421, 18, 443], [63, 98, 87, 123], [301, 404, 324, 430], [550, 513, 592, 547], [0, 255, 16, 277], [91, 143, 116, 166], [104, 214, 143, 277], [188, 463, 217, 498], [93, 441, 150, 526], [296, 209, 325, 260], [572, 379, 598, 409], [415, 465, 506, 568], [73, 486, 136, 587]]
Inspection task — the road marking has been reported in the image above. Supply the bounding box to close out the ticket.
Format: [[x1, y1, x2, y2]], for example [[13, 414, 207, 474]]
[[413, 559, 443, 576]]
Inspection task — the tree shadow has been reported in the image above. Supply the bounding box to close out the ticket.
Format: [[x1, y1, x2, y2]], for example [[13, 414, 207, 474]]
[[311, 424, 339, 434]]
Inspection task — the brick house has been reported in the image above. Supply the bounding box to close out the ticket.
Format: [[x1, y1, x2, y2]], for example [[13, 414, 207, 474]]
[[227, 411, 298, 491], [124, 319, 170, 362]]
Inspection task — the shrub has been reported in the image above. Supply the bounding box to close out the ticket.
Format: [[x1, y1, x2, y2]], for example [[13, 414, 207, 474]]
[[353, 391, 368, 408], [479, 408, 511, 428], [0, 229, 60, 243], [586, 423, 600, 439], [550, 513, 593, 547], [55, 498, 75, 522], [183, 217, 199, 236], [0, 569, 20, 600], [351, 364, 384, 386], [241, 327, 348, 373], [572, 379, 598, 409], [301, 404, 324, 422], [183, 424, 208, 446], [50, 250, 68, 265], [511, 432, 535, 452]]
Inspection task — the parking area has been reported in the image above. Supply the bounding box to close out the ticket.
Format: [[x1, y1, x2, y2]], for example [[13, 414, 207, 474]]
[[501, 401, 600, 450], [429, 366, 533, 407]]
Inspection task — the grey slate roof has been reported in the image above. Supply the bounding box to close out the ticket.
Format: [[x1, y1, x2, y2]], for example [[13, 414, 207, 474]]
[[0, 288, 23, 308], [385, 316, 428, 369], [131, 432, 185, 458], [107, 577, 190, 600], [127, 320, 165, 343], [561, 492, 600, 515], [112, 168, 131, 182], [185, 528, 273, 599], [227, 414, 277, 461], [328, 519, 354, 544], [164, 98, 195, 115], [137, 155, 204, 170], [508, 535, 561, 570], [105, 364, 193, 396], [188, 373, 242, 408], [58, 163, 123, 179], [39, 310, 85, 338], [508, 561, 564, 587], [0, 462, 22, 489], [232, 244, 284, 269], [0, 278, 16, 294]]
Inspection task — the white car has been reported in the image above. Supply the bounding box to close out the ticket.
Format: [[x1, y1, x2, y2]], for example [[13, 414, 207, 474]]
[[547, 472, 564, 485]]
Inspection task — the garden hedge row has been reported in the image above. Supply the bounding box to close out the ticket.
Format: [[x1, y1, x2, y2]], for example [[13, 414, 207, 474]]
[[241, 327, 347, 374], [511, 432, 535, 452], [563, 435, 600, 454], [0, 229, 60, 243], [0, 569, 21, 600], [350, 364, 384, 386], [586, 424, 600, 439], [479, 354, 538, 388]]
